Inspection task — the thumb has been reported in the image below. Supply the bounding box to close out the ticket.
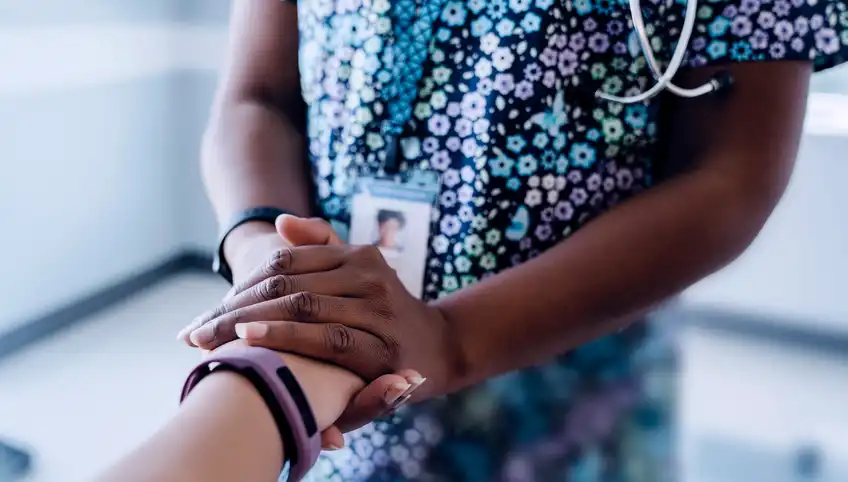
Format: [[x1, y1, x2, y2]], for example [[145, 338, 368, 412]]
[[276, 214, 343, 246], [320, 426, 345, 451], [332, 370, 424, 435]]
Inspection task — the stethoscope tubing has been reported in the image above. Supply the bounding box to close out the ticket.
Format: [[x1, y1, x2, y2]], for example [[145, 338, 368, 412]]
[[596, 0, 722, 103]]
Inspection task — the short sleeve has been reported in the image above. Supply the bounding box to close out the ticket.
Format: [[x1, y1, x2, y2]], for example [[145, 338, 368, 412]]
[[674, 0, 848, 72]]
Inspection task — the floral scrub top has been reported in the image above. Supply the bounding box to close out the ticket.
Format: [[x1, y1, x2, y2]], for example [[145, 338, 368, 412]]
[[285, 0, 848, 478]]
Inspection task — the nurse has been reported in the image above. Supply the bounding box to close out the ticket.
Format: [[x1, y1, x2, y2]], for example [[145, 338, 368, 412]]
[[185, 0, 847, 479]]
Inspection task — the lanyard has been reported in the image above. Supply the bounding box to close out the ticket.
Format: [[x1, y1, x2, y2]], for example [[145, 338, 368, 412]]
[[381, 0, 447, 173]]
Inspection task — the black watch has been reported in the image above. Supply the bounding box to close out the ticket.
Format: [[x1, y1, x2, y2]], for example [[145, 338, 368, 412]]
[[213, 207, 290, 284]]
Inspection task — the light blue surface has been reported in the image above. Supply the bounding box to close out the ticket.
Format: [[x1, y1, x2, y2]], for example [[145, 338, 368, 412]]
[[0, 0, 229, 26], [694, 435, 848, 482], [0, 72, 185, 331]]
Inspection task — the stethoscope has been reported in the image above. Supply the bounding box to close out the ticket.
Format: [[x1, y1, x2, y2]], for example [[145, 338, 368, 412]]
[[595, 0, 734, 103]]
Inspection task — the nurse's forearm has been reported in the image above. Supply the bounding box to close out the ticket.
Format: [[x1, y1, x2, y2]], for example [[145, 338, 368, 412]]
[[201, 99, 314, 257], [200, 0, 313, 268], [434, 168, 773, 391]]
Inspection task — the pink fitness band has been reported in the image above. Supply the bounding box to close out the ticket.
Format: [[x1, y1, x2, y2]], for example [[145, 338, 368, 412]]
[[180, 346, 321, 481]]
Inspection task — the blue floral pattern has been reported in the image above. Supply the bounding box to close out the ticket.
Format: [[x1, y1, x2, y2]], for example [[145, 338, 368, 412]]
[[288, 0, 848, 479]]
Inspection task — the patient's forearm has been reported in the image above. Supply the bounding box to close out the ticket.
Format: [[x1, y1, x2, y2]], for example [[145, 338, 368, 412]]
[[93, 371, 281, 482], [93, 353, 363, 482]]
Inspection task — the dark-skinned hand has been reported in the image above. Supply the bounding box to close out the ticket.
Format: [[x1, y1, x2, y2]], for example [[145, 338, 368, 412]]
[[178, 216, 457, 400], [179, 215, 437, 446]]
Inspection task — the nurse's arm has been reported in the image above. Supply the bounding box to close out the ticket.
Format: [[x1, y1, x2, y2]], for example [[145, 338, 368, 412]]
[[435, 61, 811, 391], [201, 0, 313, 272]]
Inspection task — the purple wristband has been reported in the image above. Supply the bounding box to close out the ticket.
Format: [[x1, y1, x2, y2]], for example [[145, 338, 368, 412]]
[[180, 347, 321, 481]]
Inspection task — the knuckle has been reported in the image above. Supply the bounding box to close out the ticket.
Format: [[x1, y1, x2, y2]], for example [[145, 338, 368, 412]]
[[280, 275, 298, 295], [368, 299, 394, 322], [266, 248, 294, 274], [360, 272, 389, 297], [258, 275, 294, 301], [229, 281, 247, 296], [324, 323, 355, 355], [352, 244, 384, 265], [283, 292, 320, 319], [208, 304, 228, 320], [256, 277, 278, 301]]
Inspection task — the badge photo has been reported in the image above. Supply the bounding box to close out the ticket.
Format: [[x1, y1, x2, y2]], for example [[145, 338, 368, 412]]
[[348, 177, 439, 299]]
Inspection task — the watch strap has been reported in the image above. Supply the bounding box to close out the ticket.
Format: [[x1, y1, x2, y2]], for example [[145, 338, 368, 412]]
[[213, 207, 290, 284], [180, 347, 321, 481]]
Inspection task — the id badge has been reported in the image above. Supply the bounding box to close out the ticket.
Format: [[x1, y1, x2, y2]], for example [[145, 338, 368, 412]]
[[348, 172, 440, 299]]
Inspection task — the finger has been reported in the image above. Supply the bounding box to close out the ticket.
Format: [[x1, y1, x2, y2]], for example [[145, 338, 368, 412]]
[[218, 216, 342, 301], [178, 316, 207, 345], [235, 321, 392, 380], [189, 293, 377, 349], [226, 244, 349, 300], [320, 426, 345, 450], [333, 371, 425, 433], [278, 215, 344, 246], [181, 267, 368, 345], [179, 294, 248, 345]]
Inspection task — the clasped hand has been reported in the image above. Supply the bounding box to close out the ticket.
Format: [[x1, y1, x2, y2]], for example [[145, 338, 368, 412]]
[[178, 215, 457, 445]]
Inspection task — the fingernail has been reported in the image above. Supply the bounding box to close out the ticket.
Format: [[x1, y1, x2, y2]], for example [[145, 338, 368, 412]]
[[235, 323, 268, 340], [403, 377, 427, 396], [407, 377, 426, 386], [389, 394, 412, 413], [391, 377, 426, 409], [384, 382, 411, 405], [325, 444, 343, 451], [190, 324, 216, 346]]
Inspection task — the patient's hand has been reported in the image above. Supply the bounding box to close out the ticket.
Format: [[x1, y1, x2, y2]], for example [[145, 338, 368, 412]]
[[212, 339, 364, 431]]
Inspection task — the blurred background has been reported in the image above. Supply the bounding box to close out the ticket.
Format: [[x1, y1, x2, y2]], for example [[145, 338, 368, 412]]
[[0, 1, 846, 481]]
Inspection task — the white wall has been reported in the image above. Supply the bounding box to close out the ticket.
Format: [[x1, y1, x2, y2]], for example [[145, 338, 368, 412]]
[[173, 70, 221, 252], [0, 1, 231, 335], [0, 14, 187, 333], [679, 326, 848, 482], [684, 131, 848, 333]]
